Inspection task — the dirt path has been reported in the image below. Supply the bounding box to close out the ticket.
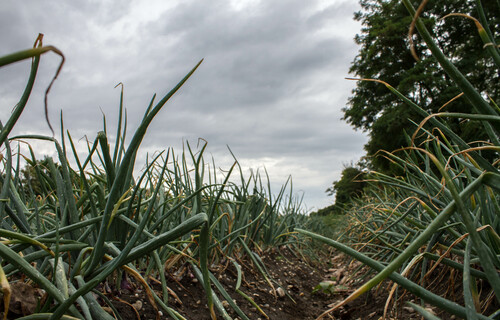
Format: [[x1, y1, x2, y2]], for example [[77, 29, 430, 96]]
[[106, 247, 424, 320], [7, 246, 495, 319]]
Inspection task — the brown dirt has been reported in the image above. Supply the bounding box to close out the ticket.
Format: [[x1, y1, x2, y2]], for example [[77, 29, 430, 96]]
[[3, 246, 498, 319], [103, 247, 427, 319]]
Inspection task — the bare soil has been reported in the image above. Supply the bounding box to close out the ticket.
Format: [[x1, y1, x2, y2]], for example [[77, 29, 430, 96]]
[[100, 247, 430, 319], [3, 246, 498, 319]]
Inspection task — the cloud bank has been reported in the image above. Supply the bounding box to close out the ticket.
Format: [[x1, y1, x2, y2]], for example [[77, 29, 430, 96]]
[[1, 0, 367, 210]]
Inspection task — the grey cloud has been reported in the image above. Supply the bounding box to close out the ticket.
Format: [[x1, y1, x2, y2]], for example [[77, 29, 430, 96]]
[[1, 0, 367, 210]]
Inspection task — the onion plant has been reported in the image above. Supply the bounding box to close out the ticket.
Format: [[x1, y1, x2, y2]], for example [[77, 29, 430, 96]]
[[0, 34, 306, 319], [299, 0, 500, 319]]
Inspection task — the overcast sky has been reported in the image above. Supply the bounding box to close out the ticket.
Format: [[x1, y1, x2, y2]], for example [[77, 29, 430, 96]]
[[0, 0, 367, 211]]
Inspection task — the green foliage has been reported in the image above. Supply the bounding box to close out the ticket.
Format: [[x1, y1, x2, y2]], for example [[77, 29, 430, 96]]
[[311, 204, 336, 216], [345, 0, 500, 173], [312, 281, 348, 296], [325, 164, 367, 214], [301, 0, 500, 318], [20, 158, 66, 197], [305, 210, 351, 240], [0, 35, 308, 320]]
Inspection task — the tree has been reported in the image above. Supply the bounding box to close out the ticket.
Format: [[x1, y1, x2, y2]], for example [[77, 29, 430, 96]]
[[20, 159, 52, 197], [344, 0, 499, 173], [20, 158, 77, 198], [325, 164, 367, 214]]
